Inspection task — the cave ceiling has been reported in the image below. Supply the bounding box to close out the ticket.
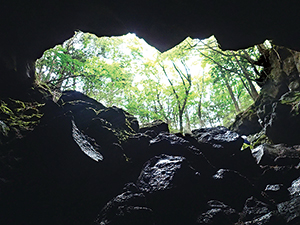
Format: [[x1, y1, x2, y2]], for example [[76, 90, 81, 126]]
[[1, 0, 300, 68]]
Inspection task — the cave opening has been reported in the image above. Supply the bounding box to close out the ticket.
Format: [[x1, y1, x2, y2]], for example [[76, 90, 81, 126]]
[[35, 31, 268, 133]]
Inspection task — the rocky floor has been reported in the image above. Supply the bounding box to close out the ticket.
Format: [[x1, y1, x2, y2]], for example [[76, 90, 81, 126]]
[[1, 89, 300, 225]]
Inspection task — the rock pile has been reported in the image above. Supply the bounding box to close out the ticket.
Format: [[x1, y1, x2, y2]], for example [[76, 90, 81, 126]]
[[0, 89, 300, 224]]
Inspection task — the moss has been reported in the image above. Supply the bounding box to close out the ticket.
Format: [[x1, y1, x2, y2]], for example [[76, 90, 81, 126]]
[[0, 97, 45, 141], [280, 91, 300, 104], [249, 130, 273, 148]]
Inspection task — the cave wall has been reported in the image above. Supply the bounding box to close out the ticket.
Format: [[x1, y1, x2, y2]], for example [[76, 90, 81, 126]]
[[1, 0, 300, 93]]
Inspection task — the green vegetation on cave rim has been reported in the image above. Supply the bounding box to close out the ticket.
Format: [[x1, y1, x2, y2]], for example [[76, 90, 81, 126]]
[[35, 31, 270, 133]]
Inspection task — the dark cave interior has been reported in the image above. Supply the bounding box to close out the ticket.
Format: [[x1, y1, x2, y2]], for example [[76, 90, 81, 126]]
[[2, 1, 300, 225]]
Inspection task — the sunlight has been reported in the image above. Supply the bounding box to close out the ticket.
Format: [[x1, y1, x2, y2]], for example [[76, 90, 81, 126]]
[[35, 31, 263, 131]]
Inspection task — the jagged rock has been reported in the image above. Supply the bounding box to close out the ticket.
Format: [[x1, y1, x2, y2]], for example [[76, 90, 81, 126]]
[[263, 184, 290, 204], [0, 90, 142, 224], [251, 144, 300, 166], [134, 153, 207, 223], [230, 47, 300, 147], [275, 176, 300, 224], [3, 87, 300, 225], [94, 185, 154, 225], [95, 154, 206, 225], [190, 126, 244, 168], [191, 126, 243, 150], [240, 196, 285, 225], [58, 90, 139, 135], [229, 105, 261, 136], [196, 200, 238, 224], [204, 169, 255, 211], [139, 119, 169, 135], [225, 147, 262, 182], [264, 102, 300, 146], [277, 197, 300, 224], [288, 176, 300, 197], [148, 132, 216, 176]]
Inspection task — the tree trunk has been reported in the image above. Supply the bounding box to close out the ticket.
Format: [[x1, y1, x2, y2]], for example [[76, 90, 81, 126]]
[[185, 109, 191, 133], [223, 74, 240, 113], [232, 52, 259, 100], [179, 110, 184, 133]]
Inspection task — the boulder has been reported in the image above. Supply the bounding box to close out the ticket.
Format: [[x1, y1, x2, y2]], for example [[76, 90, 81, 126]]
[[196, 200, 238, 224], [204, 169, 255, 211], [251, 144, 300, 166], [240, 196, 285, 225], [190, 126, 244, 168], [139, 119, 169, 135], [95, 154, 207, 225]]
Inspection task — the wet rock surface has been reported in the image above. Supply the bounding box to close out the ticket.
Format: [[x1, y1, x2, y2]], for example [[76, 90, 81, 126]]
[[1, 89, 300, 224]]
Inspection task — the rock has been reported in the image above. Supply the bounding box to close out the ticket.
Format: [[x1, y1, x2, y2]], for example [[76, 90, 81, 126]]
[[251, 144, 300, 166], [148, 132, 216, 176], [191, 126, 244, 168], [240, 196, 285, 225], [263, 184, 290, 204], [204, 169, 255, 211], [4, 87, 300, 225], [136, 154, 207, 224], [225, 147, 262, 182], [229, 105, 261, 136], [288, 176, 300, 197], [58, 90, 139, 135], [277, 196, 300, 224], [265, 102, 300, 146], [196, 200, 238, 224], [94, 186, 154, 225], [192, 126, 243, 150], [95, 154, 206, 225], [139, 119, 169, 135], [276, 176, 300, 224]]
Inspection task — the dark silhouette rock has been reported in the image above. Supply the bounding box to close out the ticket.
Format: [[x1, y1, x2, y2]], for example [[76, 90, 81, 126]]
[[94, 185, 154, 225], [276, 176, 300, 224], [2, 88, 300, 224], [95, 154, 207, 225], [139, 119, 169, 135], [251, 144, 300, 166], [240, 196, 285, 225], [263, 184, 290, 204], [277, 197, 300, 224], [190, 126, 244, 168], [196, 200, 238, 224], [204, 169, 255, 211], [148, 132, 216, 176]]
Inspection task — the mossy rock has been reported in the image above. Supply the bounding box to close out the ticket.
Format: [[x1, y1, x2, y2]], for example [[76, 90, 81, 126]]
[[248, 129, 272, 148]]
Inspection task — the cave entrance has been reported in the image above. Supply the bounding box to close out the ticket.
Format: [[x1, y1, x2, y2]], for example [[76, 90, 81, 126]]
[[35, 31, 266, 133]]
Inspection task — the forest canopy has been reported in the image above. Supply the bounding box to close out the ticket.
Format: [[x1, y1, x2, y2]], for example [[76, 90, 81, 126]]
[[35, 32, 268, 133]]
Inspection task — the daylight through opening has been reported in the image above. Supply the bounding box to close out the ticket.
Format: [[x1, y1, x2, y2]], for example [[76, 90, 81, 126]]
[[35, 32, 270, 133]]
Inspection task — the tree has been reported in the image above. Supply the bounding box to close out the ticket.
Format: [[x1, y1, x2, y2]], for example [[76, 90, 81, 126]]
[[36, 32, 262, 131], [35, 32, 87, 90], [187, 36, 262, 125]]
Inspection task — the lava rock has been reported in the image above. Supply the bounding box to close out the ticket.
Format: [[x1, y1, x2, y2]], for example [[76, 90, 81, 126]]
[[204, 169, 255, 211], [196, 200, 238, 224], [263, 184, 290, 204], [240, 196, 285, 225], [148, 132, 215, 176], [191, 126, 244, 168], [139, 119, 169, 135], [94, 186, 154, 225], [288, 176, 300, 197], [251, 144, 300, 166], [277, 196, 300, 224], [135, 154, 206, 224]]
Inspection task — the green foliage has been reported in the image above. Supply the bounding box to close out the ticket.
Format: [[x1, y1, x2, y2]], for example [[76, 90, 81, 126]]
[[0, 97, 45, 141], [36, 32, 263, 132]]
